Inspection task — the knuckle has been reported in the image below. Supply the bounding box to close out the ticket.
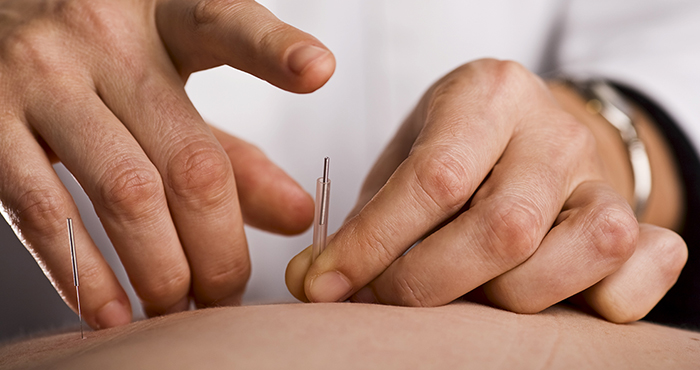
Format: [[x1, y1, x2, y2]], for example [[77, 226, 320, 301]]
[[429, 59, 535, 118], [426, 73, 470, 113], [484, 59, 529, 92], [138, 265, 191, 305], [478, 59, 538, 104], [13, 188, 68, 234], [192, 0, 245, 28], [449, 58, 513, 82], [49, 0, 98, 24], [77, 259, 117, 302], [412, 151, 471, 215], [351, 217, 400, 269], [191, 0, 291, 53], [1, 25, 59, 75], [195, 260, 251, 303], [482, 197, 543, 266], [396, 273, 434, 307], [256, 22, 294, 54], [0, 1, 126, 87], [166, 141, 234, 203], [491, 59, 528, 80], [586, 203, 638, 262], [98, 160, 164, 213]]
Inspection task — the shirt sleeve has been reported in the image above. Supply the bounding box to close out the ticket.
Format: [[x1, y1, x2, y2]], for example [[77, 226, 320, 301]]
[[555, 0, 700, 328], [615, 84, 700, 329], [556, 0, 700, 154]]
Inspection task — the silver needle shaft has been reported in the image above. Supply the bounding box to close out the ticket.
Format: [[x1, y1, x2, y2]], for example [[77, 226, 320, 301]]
[[312, 157, 332, 262], [320, 157, 330, 225], [67, 218, 84, 339], [322, 157, 330, 183]]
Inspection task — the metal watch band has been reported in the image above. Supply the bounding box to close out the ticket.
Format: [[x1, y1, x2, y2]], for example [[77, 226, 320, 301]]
[[569, 79, 652, 219]]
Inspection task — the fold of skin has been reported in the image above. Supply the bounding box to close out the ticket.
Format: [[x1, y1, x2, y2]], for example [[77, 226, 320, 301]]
[[1, 302, 699, 370]]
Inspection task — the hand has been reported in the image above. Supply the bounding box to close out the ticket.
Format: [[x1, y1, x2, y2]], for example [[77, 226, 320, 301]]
[[287, 59, 687, 323], [0, 0, 334, 328]]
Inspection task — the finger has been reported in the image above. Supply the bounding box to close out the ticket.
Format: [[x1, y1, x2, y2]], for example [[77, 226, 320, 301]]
[[96, 65, 250, 308], [27, 86, 192, 317], [210, 125, 314, 235], [349, 109, 604, 307], [285, 233, 340, 302], [304, 62, 525, 303], [0, 119, 131, 329], [345, 107, 424, 221], [157, 0, 335, 92], [352, 183, 635, 309], [582, 224, 687, 323], [285, 245, 312, 302], [482, 182, 638, 314]]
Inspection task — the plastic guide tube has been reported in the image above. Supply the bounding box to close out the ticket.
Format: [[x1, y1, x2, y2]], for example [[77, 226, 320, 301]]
[[312, 157, 331, 263]]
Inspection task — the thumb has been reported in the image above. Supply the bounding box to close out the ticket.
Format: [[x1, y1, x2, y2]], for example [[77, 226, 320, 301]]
[[157, 0, 335, 93], [286, 232, 340, 302], [286, 245, 312, 302]]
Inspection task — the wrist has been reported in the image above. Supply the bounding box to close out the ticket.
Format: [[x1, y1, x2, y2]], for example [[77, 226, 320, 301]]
[[547, 81, 683, 230]]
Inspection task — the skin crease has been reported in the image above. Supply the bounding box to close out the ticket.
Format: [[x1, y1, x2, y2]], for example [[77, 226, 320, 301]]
[[1, 302, 699, 370], [0, 2, 694, 368], [0, 0, 687, 343], [286, 66, 687, 324], [0, 73, 687, 366], [0, 0, 334, 329]]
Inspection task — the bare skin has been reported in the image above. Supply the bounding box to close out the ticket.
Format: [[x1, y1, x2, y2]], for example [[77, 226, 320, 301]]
[[1, 302, 699, 370], [0, 0, 689, 333], [287, 66, 687, 324], [0, 0, 333, 328]]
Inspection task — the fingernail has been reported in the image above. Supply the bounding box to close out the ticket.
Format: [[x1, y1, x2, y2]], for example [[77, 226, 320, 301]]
[[308, 271, 352, 302], [96, 300, 131, 329], [288, 45, 328, 75], [351, 286, 378, 304]]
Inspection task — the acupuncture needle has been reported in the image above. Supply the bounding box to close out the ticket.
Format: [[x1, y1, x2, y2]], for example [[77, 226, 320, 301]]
[[67, 218, 84, 339], [312, 157, 331, 263]]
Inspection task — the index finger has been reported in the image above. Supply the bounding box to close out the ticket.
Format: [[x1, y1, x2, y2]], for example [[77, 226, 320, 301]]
[[303, 61, 527, 303], [157, 0, 335, 92]]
